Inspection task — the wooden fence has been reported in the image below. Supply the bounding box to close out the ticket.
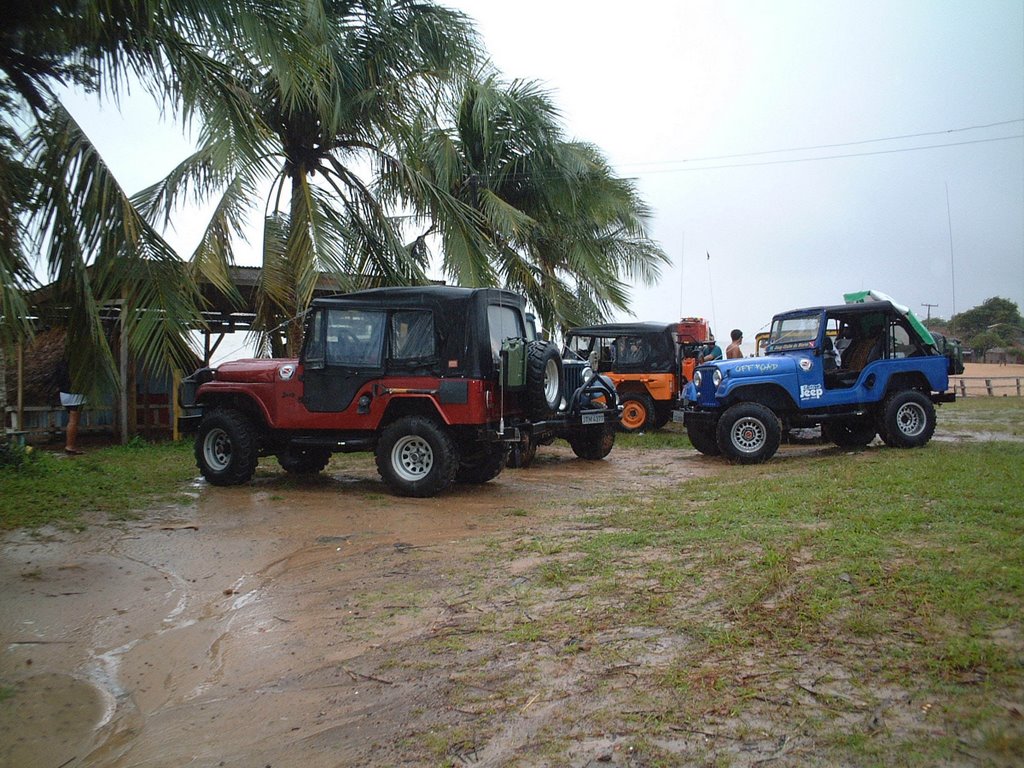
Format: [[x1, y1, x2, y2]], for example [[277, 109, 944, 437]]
[[949, 377, 1023, 397]]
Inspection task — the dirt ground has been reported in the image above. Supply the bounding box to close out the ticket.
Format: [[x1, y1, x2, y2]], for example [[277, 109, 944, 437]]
[[0, 415, 1014, 767], [953, 362, 1024, 396], [0, 440, 726, 768]]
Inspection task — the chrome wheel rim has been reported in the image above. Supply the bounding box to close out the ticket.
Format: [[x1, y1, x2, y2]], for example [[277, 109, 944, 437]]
[[730, 417, 766, 454], [203, 427, 231, 471], [543, 358, 560, 407], [391, 435, 434, 481], [895, 402, 926, 437]]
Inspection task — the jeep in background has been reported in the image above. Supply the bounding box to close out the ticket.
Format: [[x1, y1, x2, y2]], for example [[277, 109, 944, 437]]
[[564, 318, 710, 432], [675, 297, 956, 463], [931, 331, 965, 375], [179, 286, 620, 497]]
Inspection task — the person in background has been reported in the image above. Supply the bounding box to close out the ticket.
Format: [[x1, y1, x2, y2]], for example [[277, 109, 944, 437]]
[[701, 333, 723, 363], [55, 358, 86, 454], [727, 329, 744, 359]]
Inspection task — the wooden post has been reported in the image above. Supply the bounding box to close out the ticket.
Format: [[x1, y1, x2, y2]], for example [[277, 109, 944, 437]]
[[985, 379, 993, 396], [959, 379, 967, 397], [15, 342, 24, 430], [172, 370, 181, 442], [120, 308, 129, 444]]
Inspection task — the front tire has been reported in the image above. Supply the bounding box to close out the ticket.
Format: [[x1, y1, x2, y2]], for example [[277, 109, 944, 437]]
[[653, 404, 673, 430], [567, 424, 616, 460], [375, 416, 459, 497], [822, 418, 876, 448], [619, 392, 655, 433], [526, 341, 563, 419], [687, 421, 721, 456], [196, 408, 260, 485], [717, 402, 781, 464], [878, 390, 936, 448]]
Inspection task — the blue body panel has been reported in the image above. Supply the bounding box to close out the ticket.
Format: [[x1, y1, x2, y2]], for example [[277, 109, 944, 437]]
[[686, 353, 949, 411]]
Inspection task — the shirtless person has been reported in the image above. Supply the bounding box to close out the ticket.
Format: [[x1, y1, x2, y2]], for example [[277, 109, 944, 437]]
[[726, 329, 744, 359]]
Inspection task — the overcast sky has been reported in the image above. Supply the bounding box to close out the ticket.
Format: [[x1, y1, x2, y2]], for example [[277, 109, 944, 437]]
[[63, 0, 1024, 353]]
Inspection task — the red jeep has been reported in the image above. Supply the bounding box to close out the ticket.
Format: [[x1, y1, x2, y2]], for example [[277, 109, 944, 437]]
[[180, 286, 620, 496]]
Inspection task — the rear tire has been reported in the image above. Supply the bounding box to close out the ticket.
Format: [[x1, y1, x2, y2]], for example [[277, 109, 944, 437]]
[[878, 390, 935, 448], [375, 416, 458, 497], [277, 447, 331, 475], [567, 424, 616, 460], [507, 435, 538, 469], [526, 341, 563, 419], [822, 418, 876, 448], [619, 392, 655, 433], [717, 402, 781, 464], [196, 408, 260, 485], [456, 441, 507, 484]]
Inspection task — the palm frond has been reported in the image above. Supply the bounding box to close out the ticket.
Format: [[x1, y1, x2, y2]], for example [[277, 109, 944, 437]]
[[28, 101, 203, 390]]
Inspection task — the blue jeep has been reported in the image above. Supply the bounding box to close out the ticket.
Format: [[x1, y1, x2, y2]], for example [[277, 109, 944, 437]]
[[674, 298, 956, 463]]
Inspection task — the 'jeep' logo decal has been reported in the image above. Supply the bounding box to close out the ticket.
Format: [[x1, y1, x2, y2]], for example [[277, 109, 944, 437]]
[[800, 384, 823, 400]]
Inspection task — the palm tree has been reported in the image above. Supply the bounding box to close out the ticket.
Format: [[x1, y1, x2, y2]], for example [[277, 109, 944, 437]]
[[1, 0, 300, 393], [400, 74, 667, 335], [138, 0, 483, 356]]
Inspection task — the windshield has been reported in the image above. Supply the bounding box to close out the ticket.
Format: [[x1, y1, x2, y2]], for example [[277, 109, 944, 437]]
[[767, 313, 821, 353]]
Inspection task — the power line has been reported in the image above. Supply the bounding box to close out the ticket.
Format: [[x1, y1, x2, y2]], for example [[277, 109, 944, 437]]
[[620, 119, 1024, 168], [435, 121, 1024, 184], [623, 134, 1023, 175]]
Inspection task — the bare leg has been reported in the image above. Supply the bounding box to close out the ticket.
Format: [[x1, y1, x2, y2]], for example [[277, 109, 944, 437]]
[[65, 410, 81, 453]]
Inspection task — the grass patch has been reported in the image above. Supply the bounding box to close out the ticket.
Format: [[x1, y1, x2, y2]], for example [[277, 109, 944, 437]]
[[454, 438, 1024, 765], [0, 440, 197, 529], [940, 396, 1024, 436]]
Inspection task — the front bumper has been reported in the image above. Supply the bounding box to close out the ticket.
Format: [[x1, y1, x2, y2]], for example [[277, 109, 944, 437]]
[[672, 403, 719, 428], [178, 412, 203, 435]]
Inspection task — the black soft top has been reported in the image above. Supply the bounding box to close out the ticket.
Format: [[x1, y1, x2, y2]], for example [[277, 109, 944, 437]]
[[566, 321, 678, 373], [310, 286, 525, 378], [567, 321, 676, 338], [776, 301, 897, 319], [317, 285, 524, 311]]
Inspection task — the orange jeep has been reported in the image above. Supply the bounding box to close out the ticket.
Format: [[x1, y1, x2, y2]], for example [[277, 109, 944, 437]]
[[564, 319, 710, 432]]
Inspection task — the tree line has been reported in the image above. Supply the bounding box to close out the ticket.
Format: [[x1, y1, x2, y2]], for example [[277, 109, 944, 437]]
[[924, 297, 1023, 359], [1, 0, 667, 396]]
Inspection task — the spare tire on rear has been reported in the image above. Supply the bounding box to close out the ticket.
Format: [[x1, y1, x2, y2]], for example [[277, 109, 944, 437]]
[[526, 341, 563, 419]]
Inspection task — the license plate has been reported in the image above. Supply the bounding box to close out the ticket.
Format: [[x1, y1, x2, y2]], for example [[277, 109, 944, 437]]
[[582, 413, 605, 425], [671, 410, 686, 423]]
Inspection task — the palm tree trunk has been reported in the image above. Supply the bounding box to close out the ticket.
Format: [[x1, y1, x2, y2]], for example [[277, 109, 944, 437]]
[[284, 168, 308, 357]]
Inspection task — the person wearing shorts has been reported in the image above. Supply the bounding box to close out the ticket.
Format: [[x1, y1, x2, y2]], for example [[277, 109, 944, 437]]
[[55, 359, 86, 454]]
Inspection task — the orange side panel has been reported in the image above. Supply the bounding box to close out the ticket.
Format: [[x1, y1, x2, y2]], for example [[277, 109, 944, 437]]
[[607, 372, 677, 402]]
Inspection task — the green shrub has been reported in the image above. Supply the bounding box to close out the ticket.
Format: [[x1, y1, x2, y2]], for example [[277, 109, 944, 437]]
[[0, 438, 38, 471]]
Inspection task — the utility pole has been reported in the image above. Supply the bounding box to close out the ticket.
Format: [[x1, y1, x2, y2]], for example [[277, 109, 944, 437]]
[[921, 302, 938, 321]]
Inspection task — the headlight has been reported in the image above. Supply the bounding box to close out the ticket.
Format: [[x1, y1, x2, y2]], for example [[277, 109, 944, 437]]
[[694, 370, 703, 387], [712, 369, 723, 388], [582, 366, 595, 383]]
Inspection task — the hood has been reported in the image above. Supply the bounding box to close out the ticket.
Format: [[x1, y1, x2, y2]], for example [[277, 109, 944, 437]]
[[704, 356, 801, 379], [214, 358, 298, 384]]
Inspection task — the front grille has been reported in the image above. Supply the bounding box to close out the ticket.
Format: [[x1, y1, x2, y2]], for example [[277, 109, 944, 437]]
[[697, 370, 719, 406], [562, 360, 585, 400]]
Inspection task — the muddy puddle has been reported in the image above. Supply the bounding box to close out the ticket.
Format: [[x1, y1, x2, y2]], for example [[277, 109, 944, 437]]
[[0, 444, 711, 767]]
